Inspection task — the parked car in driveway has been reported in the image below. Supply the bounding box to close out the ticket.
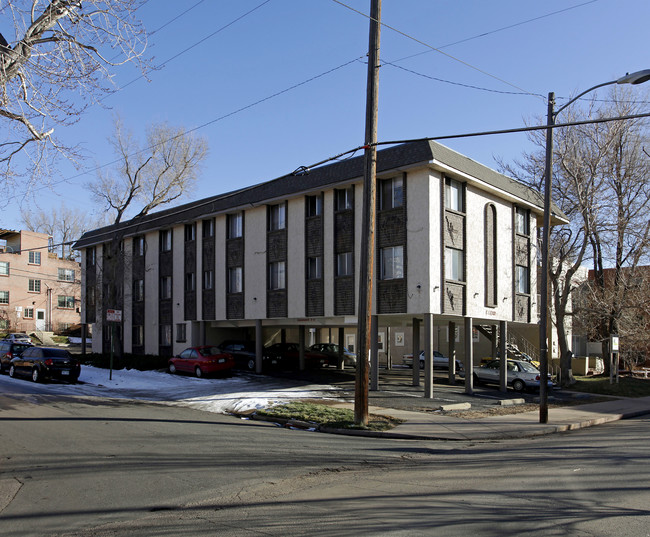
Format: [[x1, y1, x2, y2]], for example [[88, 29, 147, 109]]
[[4, 333, 32, 344], [9, 347, 80, 383], [403, 350, 464, 373], [0, 340, 34, 374], [309, 343, 357, 367], [263, 343, 329, 370], [473, 359, 554, 392], [168, 346, 235, 378], [217, 340, 257, 370]]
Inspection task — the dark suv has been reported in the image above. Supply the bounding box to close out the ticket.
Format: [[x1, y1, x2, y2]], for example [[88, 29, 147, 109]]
[[0, 340, 33, 374], [9, 347, 80, 383]]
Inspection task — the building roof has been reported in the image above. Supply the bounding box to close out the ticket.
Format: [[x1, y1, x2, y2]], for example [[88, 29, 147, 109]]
[[74, 139, 566, 249]]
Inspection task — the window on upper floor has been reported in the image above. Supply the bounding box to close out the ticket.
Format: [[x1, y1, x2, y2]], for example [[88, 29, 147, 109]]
[[445, 177, 464, 212], [380, 177, 403, 210], [58, 268, 75, 282], [268, 204, 286, 231], [515, 207, 530, 235], [306, 195, 322, 217], [28, 279, 41, 293], [160, 276, 172, 299], [380, 246, 404, 280], [133, 236, 145, 256], [445, 247, 464, 281], [58, 295, 75, 309], [132, 325, 143, 346], [28, 251, 41, 265], [335, 187, 353, 211], [0, 261, 8, 276], [203, 218, 215, 238], [160, 230, 172, 252], [516, 265, 530, 294], [185, 272, 195, 292], [133, 279, 144, 302], [336, 252, 353, 277], [0, 291, 9, 304], [227, 213, 243, 239], [87, 247, 96, 266], [228, 267, 242, 294], [184, 223, 196, 242], [268, 261, 285, 290], [203, 270, 214, 290], [307, 256, 322, 280]]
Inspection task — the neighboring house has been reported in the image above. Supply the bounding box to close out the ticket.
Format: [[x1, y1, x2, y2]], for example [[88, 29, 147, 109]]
[[74, 140, 567, 368], [0, 229, 81, 334]]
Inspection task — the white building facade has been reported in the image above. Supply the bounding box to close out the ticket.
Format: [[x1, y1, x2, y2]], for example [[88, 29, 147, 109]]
[[75, 141, 562, 375]]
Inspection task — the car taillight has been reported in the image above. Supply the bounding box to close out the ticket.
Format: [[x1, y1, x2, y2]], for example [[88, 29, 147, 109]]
[[535, 375, 540, 381], [45, 359, 54, 366]]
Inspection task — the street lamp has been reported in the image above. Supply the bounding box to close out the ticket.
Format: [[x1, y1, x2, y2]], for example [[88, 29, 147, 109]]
[[539, 69, 650, 423]]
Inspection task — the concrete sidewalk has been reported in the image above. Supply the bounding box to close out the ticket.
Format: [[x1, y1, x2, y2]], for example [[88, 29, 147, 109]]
[[326, 396, 650, 440]]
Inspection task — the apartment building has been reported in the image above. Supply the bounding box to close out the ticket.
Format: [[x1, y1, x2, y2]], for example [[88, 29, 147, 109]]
[[74, 140, 567, 370], [0, 229, 81, 334]]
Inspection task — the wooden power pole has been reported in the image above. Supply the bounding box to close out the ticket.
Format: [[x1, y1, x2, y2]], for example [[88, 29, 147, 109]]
[[355, 0, 381, 426]]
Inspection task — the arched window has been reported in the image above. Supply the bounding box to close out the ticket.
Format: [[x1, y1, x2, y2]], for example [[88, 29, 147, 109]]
[[484, 204, 497, 307]]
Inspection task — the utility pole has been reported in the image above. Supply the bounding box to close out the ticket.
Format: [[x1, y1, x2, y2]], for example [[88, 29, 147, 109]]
[[355, 0, 381, 426]]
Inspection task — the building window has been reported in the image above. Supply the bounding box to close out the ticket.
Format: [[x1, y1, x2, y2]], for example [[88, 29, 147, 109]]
[[335, 187, 353, 211], [228, 267, 242, 294], [516, 265, 530, 294], [227, 213, 243, 239], [58, 295, 75, 309], [445, 177, 464, 212], [88, 247, 96, 266], [28, 279, 41, 293], [133, 236, 145, 256], [160, 276, 172, 299], [132, 325, 143, 346], [160, 324, 172, 346], [185, 272, 195, 292], [0, 291, 9, 304], [184, 223, 196, 242], [203, 218, 215, 238], [0, 261, 8, 276], [160, 230, 172, 252], [307, 256, 322, 280], [337, 252, 353, 277], [380, 177, 403, 210], [268, 204, 286, 231], [306, 195, 322, 217], [268, 261, 285, 290], [28, 251, 41, 265], [203, 270, 214, 290], [24, 307, 34, 319], [176, 323, 187, 343], [380, 246, 404, 280], [445, 247, 464, 281], [515, 207, 529, 235], [133, 279, 144, 302], [58, 268, 75, 282]]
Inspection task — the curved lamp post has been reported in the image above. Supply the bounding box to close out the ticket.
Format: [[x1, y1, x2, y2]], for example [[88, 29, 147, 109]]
[[539, 69, 650, 423]]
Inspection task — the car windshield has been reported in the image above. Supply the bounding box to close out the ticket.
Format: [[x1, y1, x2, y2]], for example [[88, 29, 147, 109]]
[[200, 347, 222, 356], [519, 361, 539, 373], [13, 344, 31, 353], [43, 349, 72, 358]]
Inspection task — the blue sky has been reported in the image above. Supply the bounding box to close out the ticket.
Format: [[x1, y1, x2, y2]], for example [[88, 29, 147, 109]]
[[4, 0, 650, 229]]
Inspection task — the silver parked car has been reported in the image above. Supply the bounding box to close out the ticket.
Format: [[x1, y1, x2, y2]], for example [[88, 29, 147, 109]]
[[474, 359, 553, 392], [403, 350, 464, 373]]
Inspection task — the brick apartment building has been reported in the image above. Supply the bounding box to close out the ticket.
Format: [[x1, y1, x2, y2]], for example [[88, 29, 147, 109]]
[[0, 229, 81, 335]]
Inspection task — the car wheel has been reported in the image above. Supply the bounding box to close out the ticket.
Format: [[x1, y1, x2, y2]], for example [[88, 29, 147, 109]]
[[195, 367, 203, 378], [512, 379, 526, 392], [31, 368, 41, 383], [9, 365, 15, 378], [168, 363, 177, 374], [247, 358, 256, 371]]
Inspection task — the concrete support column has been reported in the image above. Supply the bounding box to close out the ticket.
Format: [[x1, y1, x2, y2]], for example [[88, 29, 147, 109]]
[[491, 324, 498, 360], [412, 317, 420, 387], [255, 320, 263, 374], [464, 316, 474, 395], [370, 315, 379, 391], [338, 327, 345, 370], [448, 321, 457, 385], [424, 313, 433, 399], [499, 320, 508, 393], [299, 326, 306, 371]]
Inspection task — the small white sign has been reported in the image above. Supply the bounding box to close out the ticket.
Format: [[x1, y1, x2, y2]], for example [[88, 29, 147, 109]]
[[611, 335, 619, 352], [106, 309, 122, 322]]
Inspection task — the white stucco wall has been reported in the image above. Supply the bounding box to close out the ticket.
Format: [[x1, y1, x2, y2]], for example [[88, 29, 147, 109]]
[[245, 205, 267, 319], [214, 215, 227, 320]]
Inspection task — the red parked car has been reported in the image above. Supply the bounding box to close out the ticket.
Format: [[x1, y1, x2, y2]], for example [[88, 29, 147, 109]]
[[168, 346, 235, 378]]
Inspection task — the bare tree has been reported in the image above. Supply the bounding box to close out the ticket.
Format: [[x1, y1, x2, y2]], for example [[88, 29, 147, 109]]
[[0, 0, 148, 190], [22, 204, 94, 259], [500, 86, 650, 384], [87, 117, 209, 223]]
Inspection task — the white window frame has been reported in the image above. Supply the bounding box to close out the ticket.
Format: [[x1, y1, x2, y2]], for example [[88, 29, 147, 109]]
[[28, 279, 41, 293], [28, 251, 41, 265], [515, 207, 530, 235], [58, 268, 75, 282], [516, 265, 530, 294], [380, 246, 404, 280], [0, 261, 8, 276], [445, 178, 464, 212], [0, 291, 9, 304], [58, 295, 75, 309], [445, 247, 464, 281]]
